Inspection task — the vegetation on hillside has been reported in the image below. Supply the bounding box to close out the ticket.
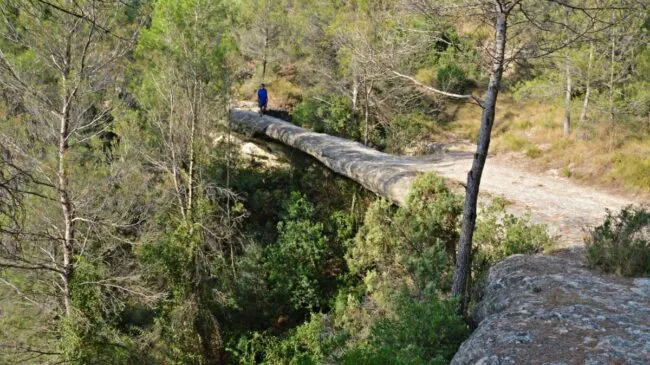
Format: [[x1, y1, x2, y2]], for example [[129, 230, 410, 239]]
[[236, 0, 648, 316], [0, 0, 644, 363], [586, 206, 650, 276], [240, 0, 649, 194]]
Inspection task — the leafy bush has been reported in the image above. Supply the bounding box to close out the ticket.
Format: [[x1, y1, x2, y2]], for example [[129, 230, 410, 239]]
[[436, 64, 470, 94], [270, 78, 302, 107], [512, 76, 561, 101], [349, 173, 462, 295], [293, 94, 360, 140], [525, 145, 542, 158], [138, 219, 237, 363], [501, 133, 529, 151], [292, 98, 321, 128], [586, 205, 650, 276], [229, 313, 344, 365], [61, 258, 141, 364], [473, 199, 553, 280], [327, 173, 467, 364], [415, 67, 437, 85], [385, 113, 438, 154], [342, 291, 468, 365], [265, 192, 330, 312]]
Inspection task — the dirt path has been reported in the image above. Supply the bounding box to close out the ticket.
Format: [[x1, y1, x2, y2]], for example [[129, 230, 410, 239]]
[[230, 109, 642, 250], [415, 146, 636, 249]]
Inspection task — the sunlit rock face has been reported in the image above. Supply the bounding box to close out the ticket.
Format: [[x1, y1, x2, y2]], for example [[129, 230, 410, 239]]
[[452, 255, 650, 365]]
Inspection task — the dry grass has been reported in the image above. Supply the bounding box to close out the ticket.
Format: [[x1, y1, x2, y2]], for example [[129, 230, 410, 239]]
[[236, 74, 303, 109], [444, 94, 650, 194]]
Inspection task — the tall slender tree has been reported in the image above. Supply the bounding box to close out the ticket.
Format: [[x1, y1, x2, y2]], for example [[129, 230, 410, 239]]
[[238, 0, 287, 84], [0, 0, 150, 361], [127, 0, 244, 362], [402, 0, 636, 314]]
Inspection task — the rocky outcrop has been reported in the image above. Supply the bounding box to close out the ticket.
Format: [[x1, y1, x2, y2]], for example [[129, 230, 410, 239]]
[[451, 254, 650, 365]]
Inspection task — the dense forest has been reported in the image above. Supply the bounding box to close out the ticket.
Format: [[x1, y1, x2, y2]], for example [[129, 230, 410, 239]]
[[0, 0, 648, 364]]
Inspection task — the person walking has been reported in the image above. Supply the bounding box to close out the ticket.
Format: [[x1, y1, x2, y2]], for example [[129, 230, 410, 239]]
[[257, 83, 268, 115]]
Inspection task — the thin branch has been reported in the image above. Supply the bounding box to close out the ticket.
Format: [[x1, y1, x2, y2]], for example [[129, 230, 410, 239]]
[[0, 277, 41, 307], [391, 70, 484, 108], [31, 0, 133, 43], [0, 261, 64, 274]]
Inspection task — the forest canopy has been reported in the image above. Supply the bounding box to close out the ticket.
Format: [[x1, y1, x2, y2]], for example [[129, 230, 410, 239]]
[[0, 0, 647, 364]]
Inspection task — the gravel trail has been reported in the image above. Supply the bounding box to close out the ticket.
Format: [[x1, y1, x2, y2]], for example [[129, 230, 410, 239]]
[[416, 148, 636, 248]]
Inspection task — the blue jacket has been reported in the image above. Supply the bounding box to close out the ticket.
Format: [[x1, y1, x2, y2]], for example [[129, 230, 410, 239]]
[[258, 88, 268, 103]]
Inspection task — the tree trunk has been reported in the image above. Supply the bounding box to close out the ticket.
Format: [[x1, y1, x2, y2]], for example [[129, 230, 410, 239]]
[[59, 100, 74, 318], [609, 31, 616, 124], [58, 31, 75, 317], [579, 43, 593, 124], [261, 0, 270, 83], [169, 91, 187, 221], [186, 79, 200, 224], [352, 75, 359, 111], [563, 55, 572, 137], [187, 106, 196, 224], [451, 10, 508, 316], [562, 7, 571, 137], [364, 80, 370, 146], [261, 38, 268, 83]]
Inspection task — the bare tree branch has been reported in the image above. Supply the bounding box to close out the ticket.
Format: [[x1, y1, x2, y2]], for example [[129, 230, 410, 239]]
[[391, 70, 485, 107]]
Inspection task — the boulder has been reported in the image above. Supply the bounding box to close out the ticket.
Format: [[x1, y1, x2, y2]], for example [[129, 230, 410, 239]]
[[452, 255, 650, 365]]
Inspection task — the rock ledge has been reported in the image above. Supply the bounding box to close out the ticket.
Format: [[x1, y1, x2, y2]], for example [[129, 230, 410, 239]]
[[452, 255, 650, 365]]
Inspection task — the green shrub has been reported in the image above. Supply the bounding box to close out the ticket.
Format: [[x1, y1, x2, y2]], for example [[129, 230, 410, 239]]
[[292, 95, 359, 140], [265, 192, 330, 312], [271, 78, 302, 106], [333, 173, 466, 362], [342, 291, 468, 365], [349, 173, 462, 295], [512, 76, 559, 102], [229, 331, 279, 365], [501, 133, 529, 151], [473, 199, 553, 280], [60, 257, 138, 364], [292, 98, 321, 129], [415, 67, 437, 85], [586, 205, 650, 276], [385, 113, 437, 154], [405, 173, 464, 258], [229, 313, 344, 365], [525, 145, 542, 158], [436, 64, 470, 94]]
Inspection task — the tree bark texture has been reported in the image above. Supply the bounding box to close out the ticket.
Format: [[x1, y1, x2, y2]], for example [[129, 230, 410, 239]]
[[609, 32, 616, 123], [579, 43, 594, 124], [564, 55, 572, 137], [58, 31, 76, 317], [451, 9, 508, 315]]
